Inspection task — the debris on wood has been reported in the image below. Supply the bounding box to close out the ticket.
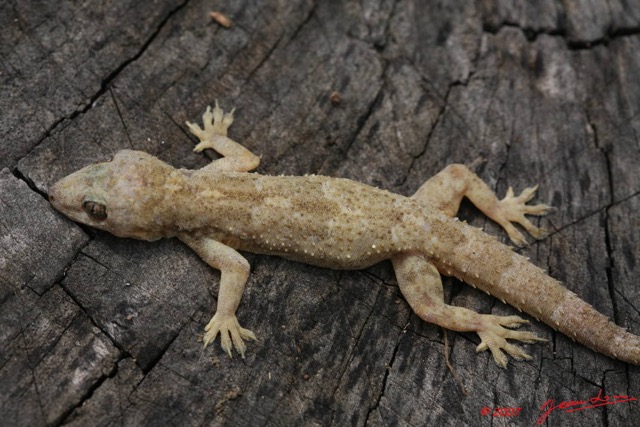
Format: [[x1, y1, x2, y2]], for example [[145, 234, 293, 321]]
[[215, 388, 242, 415], [330, 91, 342, 105], [210, 11, 232, 28]]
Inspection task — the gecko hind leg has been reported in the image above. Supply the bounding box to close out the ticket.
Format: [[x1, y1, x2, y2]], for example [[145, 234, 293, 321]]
[[391, 253, 545, 367], [413, 164, 553, 246]]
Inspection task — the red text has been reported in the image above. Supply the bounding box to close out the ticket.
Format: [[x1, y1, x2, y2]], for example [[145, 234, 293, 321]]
[[537, 389, 637, 424]]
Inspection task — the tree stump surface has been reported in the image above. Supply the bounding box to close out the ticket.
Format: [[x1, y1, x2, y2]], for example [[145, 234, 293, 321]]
[[2, 1, 640, 425]]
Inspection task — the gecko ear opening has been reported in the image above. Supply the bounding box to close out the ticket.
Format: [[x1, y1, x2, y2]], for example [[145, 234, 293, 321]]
[[83, 200, 108, 221]]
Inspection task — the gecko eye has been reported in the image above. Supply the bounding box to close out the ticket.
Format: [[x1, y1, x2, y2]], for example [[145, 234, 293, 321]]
[[83, 201, 108, 221]]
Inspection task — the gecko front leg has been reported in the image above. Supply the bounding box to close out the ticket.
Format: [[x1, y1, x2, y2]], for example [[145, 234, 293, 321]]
[[179, 234, 256, 357]]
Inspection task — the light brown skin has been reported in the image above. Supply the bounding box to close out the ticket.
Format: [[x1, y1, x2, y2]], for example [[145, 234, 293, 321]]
[[49, 103, 640, 366]]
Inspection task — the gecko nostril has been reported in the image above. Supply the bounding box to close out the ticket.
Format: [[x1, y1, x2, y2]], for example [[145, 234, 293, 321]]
[[48, 184, 58, 202]]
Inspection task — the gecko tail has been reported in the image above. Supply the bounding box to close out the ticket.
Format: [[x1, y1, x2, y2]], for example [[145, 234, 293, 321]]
[[433, 217, 640, 365], [548, 290, 640, 365]]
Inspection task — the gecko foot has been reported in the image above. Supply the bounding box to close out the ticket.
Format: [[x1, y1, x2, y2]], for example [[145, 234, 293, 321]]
[[494, 185, 554, 246], [186, 100, 236, 152], [475, 315, 546, 368], [203, 312, 256, 358]]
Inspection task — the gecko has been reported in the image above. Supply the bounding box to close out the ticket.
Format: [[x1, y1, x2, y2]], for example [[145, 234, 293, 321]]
[[48, 102, 640, 367]]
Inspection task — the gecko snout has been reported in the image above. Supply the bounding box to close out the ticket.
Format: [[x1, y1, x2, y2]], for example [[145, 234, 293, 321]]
[[48, 183, 59, 203], [48, 179, 78, 213]]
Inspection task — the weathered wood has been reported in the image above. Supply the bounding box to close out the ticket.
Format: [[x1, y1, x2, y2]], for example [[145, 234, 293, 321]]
[[3, 0, 640, 425]]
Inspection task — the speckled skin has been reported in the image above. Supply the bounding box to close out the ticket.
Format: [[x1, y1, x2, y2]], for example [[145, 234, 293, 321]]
[[49, 103, 640, 367]]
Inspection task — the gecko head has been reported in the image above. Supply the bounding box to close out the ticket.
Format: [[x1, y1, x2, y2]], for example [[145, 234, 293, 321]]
[[49, 150, 179, 241]]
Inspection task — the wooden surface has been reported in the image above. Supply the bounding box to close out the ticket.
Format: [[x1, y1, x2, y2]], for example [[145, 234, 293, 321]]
[[2, 1, 640, 425]]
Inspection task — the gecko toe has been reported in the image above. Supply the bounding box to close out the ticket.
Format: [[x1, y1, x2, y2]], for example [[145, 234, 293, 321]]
[[203, 319, 220, 350], [220, 331, 233, 358], [502, 342, 533, 361], [507, 330, 547, 344], [475, 337, 509, 368], [524, 203, 555, 216], [230, 327, 247, 358], [239, 326, 257, 341], [495, 315, 529, 328]]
